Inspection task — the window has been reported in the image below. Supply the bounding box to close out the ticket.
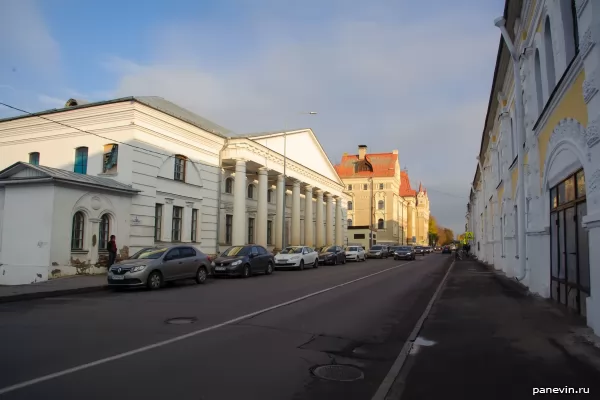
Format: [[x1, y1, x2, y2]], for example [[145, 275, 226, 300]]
[[172, 206, 183, 241], [378, 218, 384, 229], [225, 214, 233, 244], [102, 144, 118, 173], [379, 183, 384, 190], [501, 216, 505, 256], [544, 17, 556, 100], [174, 155, 186, 182], [191, 209, 198, 242], [534, 49, 544, 114], [348, 184, 353, 190], [180, 247, 196, 258], [71, 212, 85, 250], [29, 152, 39, 166], [576, 170, 585, 198], [225, 178, 233, 194], [74, 147, 88, 174], [363, 184, 368, 190], [247, 184, 255, 199], [267, 220, 273, 245], [155, 204, 163, 241], [248, 217, 255, 243], [378, 200, 385, 210], [347, 219, 353, 227], [99, 214, 110, 250], [354, 233, 365, 239], [348, 201, 353, 210], [267, 190, 272, 203]]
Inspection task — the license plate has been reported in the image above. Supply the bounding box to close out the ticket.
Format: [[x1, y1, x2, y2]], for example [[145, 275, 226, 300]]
[[111, 275, 125, 280], [215, 267, 226, 271]]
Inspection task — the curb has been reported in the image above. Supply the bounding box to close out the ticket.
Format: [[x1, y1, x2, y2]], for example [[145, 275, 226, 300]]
[[478, 260, 530, 296], [0, 285, 109, 304]]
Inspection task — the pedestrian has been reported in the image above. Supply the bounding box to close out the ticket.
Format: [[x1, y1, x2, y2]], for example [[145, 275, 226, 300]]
[[107, 235, 117, 268]]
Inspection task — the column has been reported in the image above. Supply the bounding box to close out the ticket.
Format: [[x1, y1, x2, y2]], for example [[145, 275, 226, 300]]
[[304, 186, 313, 246], [315, 190, 324, 247], [326, 193, 334, 245], [291, 180, 301, 245], [256, 167, 268, 247], [232, 159, 247, 245], [275, 175, 285, 250], [335, 196, 343, 246]]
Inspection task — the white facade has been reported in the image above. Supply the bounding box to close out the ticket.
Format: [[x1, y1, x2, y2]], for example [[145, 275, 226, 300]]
[[0, 97, 348, 285], [468, 0, 600, 335]]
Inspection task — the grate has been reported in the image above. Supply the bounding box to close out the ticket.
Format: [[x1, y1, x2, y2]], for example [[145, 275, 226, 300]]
[[312, 364, 364, 382]]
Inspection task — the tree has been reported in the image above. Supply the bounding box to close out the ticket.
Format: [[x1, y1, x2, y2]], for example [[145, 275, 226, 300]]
[[442, 228, 454, 245], [428, 216, 438, 246]]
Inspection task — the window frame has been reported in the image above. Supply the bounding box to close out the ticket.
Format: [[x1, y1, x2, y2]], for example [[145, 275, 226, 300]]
[[248, 217, 255, 244], [74, 147, 88, 174], [347, 201, 353, 210], [191, 208, 198, 242], [102, 144, 119, 174], [174, 155, 187, 182], [154, 204, 163, 241], [99, 214, 110, 250], [172, 206, 183, 242], [267, 220, 273, 245], [378, 200, 385, 210], [225, 178, 233, 194], [378, 218, 384, 229], [225, 214, 233, 244], [29, 152, 40, 166], [247, 184, 255, 199], [71, 211, 85, 250]]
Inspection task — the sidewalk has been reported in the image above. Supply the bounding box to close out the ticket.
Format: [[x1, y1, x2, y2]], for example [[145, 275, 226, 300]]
[[0, 274, 108, 303], [386, 259, 600, 399]]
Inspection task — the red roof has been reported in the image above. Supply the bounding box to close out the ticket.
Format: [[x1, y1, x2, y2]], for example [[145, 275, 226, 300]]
[[334, 153, 398, 178], [399, 171, 416, 197]]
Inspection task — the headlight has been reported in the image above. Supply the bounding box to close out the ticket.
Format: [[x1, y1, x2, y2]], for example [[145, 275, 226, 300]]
[[130, 265, 147, 272], [231, 260, 242, 266], [211, 261, 215, 267]]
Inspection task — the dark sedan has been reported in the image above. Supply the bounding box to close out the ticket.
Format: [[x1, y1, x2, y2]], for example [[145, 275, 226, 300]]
[[393, 246, 416, 260], [442, 246, 451, 254], [413, 246, 426, 256], [212, 245, 274, 278], [317, 245, 346, 265]]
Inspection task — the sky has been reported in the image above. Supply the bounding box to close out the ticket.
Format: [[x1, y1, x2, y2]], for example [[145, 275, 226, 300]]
[[0, 0, 505, 235]]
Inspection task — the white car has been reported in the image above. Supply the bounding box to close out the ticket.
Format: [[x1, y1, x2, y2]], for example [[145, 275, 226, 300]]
[[274, 246, 318, 270], [345, 245, 366, 262]]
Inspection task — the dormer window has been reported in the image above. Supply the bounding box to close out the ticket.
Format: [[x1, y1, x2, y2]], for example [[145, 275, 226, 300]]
[[174, 155, 187, 182]]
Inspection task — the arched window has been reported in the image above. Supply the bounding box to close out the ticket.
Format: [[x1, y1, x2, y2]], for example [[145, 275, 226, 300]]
[[74, 147, 88, 174], [174, 155, 186, 182], [247, 184, 255, 199], [544, 17, 556, 101], [347, 219, 353, 227], [378, 218, 384, 229], [29, 152, 40, 166], [225, 178, 233, 194], [378, 200, 385, 210], [102, 144, 118, 173], [99, 214, 110, 250], [71, 212, 85, 250], [534, 49, 544, 114], [348, 201, 353, 210]]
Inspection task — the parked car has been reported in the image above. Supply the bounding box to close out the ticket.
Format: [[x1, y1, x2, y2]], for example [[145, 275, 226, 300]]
[[394, 246, 416, 260], [317, 245, 346, 265], [413, 246, 426, 256], [274, 246, 318, 270], [442, 246, 451, 254], [212, 245, 275, 278], [344, 246, 366, 262], [367, 245, 389, 259], [108, 244, 212, 290]]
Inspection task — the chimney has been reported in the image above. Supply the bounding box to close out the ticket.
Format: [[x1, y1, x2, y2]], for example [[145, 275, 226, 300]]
[[358, 145, 367, 160], [392, 149, 398, 155]]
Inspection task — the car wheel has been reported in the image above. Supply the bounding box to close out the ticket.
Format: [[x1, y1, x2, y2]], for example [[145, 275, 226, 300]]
[[243, 264, 251, 278], [147, 271, 163, 290], [299, 260, 305, 271], [265, 261, 274, 275], [314, 259, 319, 268], [333, 257, 338, 265], [342, 257, 346, 264], [195, 266, 207, 284]]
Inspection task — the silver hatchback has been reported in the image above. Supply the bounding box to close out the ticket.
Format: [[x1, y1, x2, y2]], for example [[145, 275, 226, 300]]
[[108, 244, 212, 290]]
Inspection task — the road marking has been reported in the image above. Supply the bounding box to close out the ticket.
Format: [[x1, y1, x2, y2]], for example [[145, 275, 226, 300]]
[[370, 260, 455, 400], [0, 262, 410, 396]]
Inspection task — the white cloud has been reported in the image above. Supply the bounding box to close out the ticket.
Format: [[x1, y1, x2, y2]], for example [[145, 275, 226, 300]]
[[104, 4, 501, 234]]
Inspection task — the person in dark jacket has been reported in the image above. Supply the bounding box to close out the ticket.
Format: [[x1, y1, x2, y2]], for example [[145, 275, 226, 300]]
[[107, 235, 117, 268]]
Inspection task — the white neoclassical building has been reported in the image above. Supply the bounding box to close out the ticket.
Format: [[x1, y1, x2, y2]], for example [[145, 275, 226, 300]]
[[0, 97, 348, 285]]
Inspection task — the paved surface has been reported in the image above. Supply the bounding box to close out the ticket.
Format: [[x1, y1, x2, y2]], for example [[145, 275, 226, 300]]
[[0, 275, 107, 302], [0, 254, 451, 400], [388, 260, 600, 400]]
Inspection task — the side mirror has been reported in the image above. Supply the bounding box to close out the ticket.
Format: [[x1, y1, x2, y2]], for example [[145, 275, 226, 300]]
[[164, 255, 172, 261]]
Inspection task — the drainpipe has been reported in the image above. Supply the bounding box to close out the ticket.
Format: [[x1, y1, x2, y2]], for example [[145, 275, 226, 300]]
[[495, 17, 528, 282], [216, 138, 230, 257]]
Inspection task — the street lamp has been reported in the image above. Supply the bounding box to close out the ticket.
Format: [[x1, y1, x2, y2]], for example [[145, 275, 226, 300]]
[[281, 112, 318, 250]]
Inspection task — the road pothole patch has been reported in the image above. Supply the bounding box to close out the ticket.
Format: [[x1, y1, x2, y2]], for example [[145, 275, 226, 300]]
[[311, 364, 364, 381], [165, 317, 197, 325]]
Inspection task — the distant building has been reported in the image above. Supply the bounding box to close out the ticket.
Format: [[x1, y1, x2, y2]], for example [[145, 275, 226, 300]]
[[466, 0, 600, 334]]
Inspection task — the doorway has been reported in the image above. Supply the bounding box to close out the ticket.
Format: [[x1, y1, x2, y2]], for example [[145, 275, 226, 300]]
[[549, 169, 590, 317]]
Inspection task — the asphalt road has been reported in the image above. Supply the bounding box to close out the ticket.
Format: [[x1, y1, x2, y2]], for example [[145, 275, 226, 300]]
[[0, 253, 451, 400]]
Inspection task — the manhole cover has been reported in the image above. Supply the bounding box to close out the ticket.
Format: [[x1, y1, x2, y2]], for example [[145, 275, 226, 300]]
[[165, 317, 197, 325], [312, 364, 364, 381]]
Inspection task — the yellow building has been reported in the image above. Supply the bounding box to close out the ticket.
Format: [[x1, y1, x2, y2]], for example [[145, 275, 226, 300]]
[[467, 0, 600, 335], [335, 145, 430, 247]]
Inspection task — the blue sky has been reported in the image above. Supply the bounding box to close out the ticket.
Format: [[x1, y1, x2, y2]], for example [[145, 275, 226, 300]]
[[1, 0, 505, 234]]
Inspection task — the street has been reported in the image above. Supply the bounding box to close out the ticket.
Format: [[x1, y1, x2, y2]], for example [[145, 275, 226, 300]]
[[0, 254, 450, 400]]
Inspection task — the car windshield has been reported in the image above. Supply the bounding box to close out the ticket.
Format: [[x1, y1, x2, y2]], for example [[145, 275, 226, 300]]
[[221, 246, 250, 257], [135, 248, 167, 259], [415, 246, 423, 249], [280, 247, 303, 254], [371, 246, 382, 250], [320, 246, 337, 252], [346, 246, 358, 251], [129, 248, 153, 259], [397, 247, 412, 251]]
